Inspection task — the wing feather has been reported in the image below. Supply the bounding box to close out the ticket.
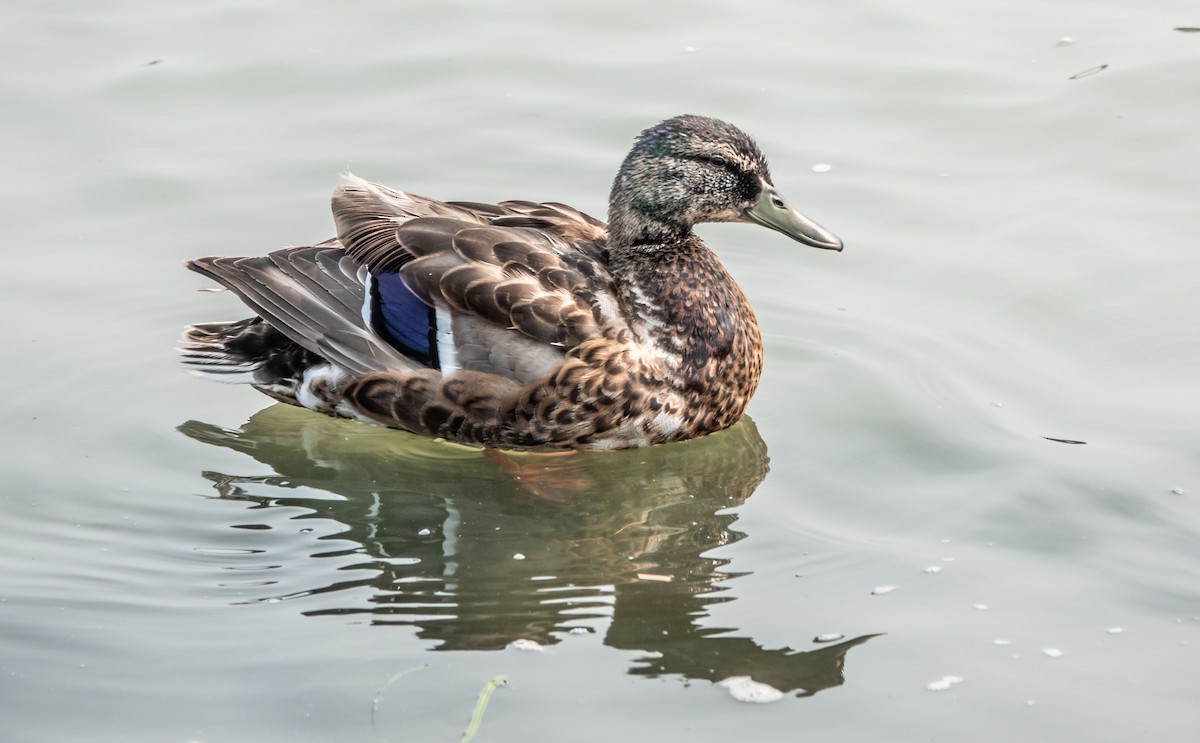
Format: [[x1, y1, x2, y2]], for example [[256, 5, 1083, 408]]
[[187, 247, 417, 376]]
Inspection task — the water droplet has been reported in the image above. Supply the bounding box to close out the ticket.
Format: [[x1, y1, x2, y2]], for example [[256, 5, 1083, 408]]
[[811, 163, 832, 173], [718, 676, 786, 703], [871, 585, 896, 595], [1042, 647, 1063, 658], [814, 633, 844, 643], [513, 553, 526, 561]]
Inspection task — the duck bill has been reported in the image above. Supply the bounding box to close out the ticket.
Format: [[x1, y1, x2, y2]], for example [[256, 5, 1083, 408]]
[[744, 182, 843, 251]]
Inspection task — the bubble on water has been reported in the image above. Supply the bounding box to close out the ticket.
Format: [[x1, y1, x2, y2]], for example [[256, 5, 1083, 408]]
[[926, 675, 964, 692], [871, 585, 896, 595], [507, 639, 545, 652], [718, 676, 786, 703], [814, 633, 845, 643], [811, 163, 832, 173], [1042, 647, 1063, 658]]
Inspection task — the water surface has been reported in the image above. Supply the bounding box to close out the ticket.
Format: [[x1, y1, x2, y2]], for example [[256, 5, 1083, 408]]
[[3, 1, 1198, 741]]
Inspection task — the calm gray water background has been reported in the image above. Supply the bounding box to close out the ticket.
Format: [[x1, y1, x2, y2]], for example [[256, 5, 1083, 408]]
[[3, 0, 1198, 741]]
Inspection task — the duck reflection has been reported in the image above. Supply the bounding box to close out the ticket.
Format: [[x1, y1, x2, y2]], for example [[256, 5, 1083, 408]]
[[179, 405, 875, 698]]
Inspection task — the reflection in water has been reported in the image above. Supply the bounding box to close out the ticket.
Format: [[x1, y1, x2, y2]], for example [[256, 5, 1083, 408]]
[[180, 405, 875, 698]]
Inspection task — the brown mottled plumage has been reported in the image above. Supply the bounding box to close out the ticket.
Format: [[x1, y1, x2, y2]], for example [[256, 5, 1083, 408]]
[[180, 115, 842, 450]]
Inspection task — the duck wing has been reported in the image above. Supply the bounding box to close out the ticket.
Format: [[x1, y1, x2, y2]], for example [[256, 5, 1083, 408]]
[[332, 177, 623, 379], [186, 243, 421, 376]]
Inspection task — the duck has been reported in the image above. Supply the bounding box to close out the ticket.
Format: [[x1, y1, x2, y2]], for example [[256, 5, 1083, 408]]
[[179, 115, 842, 450]]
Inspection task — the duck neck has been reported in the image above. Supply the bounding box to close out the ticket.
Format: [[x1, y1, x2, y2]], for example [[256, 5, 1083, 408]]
[[606, 199, 689, 247], [606, 158, 694, 247], [607, 235, 762, 393]]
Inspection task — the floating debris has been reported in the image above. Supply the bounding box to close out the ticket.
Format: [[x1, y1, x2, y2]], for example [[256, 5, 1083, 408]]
[[871, 585, 896, 595], [927, 675, 964, 692], [417, 527, 432, 536], [1171, 488, 1185, 495], [1043, 436, 1087, 445], [370, 664, 429, 739], [1042, 647, 1063, 658], [814, 633, 845, 644], [718, 676, 786, 703], [811, 163, 832, 173], [1068, 64, 1108, 80], [1174, 27, 1200, 33], [142, 59, 163, 66]]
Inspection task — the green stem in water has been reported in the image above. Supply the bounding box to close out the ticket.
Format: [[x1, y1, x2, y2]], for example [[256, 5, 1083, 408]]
[[461, 675, 507, 743]]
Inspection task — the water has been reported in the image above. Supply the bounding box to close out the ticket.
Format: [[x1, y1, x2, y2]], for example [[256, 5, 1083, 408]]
[[3, 0, 1199, 741]]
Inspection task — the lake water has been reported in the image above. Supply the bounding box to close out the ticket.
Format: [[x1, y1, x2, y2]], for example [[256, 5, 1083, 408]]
[[3, 0, 1198, 741]]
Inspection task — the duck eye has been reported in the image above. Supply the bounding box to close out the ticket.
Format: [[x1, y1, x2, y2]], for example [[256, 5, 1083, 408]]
[[771, 193, 785, 209], [708, 155, 727, 168]]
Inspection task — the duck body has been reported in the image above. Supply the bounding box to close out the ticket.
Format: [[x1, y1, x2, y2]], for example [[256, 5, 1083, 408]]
[[180, 115, 841, 450]]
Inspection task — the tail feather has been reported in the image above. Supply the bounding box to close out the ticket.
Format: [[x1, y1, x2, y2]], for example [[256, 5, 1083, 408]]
[[178, 317, 322, 388]]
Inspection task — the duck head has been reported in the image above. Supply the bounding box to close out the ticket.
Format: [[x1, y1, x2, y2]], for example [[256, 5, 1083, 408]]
[[607, 114, 842, 251]]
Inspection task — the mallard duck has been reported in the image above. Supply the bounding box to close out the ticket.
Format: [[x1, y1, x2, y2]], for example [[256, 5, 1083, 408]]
[[180, 115, 842, 450]]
